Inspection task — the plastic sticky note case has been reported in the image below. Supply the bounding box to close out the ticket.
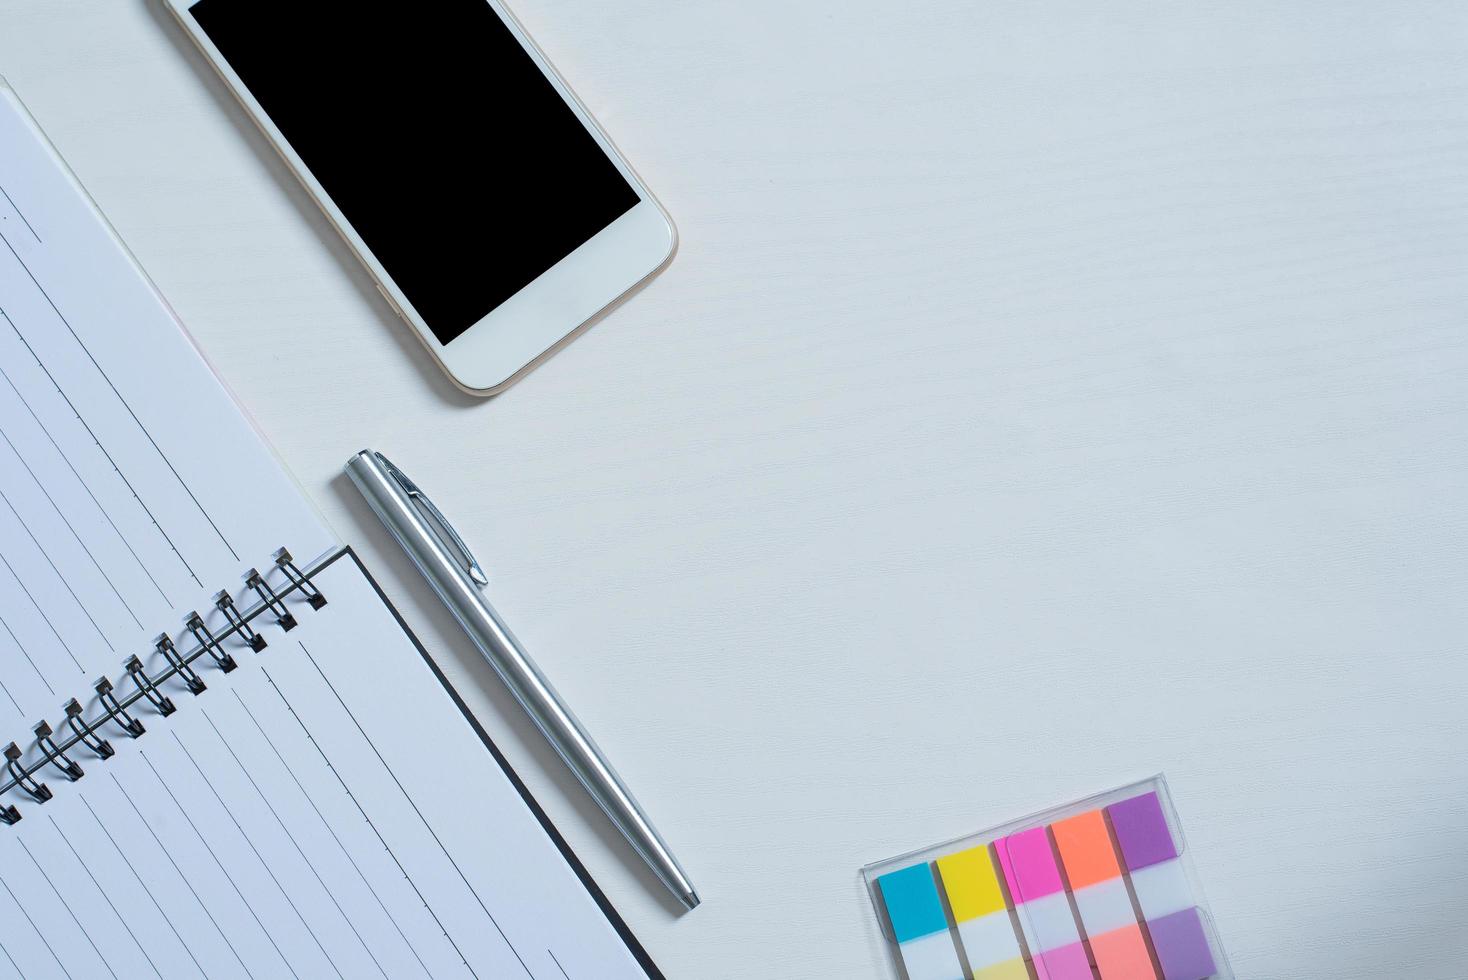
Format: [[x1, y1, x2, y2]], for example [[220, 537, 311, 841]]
[[862, 776, 1230, 980]]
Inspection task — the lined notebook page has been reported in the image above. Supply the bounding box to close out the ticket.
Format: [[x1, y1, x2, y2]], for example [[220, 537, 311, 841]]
[[0, 83, 334, 728], [0, 85, 656, 979], [0, 552, 657, 979]]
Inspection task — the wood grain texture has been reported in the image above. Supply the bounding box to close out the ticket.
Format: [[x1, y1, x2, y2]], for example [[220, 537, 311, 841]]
[[2, 1, 1465, 976]]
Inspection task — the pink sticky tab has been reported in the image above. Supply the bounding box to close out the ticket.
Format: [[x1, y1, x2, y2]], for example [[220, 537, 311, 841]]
[[997, 828, 1064, 901], [1037, 941, 1095, 980]]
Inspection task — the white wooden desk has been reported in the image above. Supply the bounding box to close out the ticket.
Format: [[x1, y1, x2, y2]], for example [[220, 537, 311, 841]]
[[1, 1, 1464, 976]]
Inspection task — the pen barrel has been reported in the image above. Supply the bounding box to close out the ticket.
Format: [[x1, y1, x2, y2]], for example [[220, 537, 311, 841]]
[[450, 589, 694, 894], [345, 453, 698, 909]]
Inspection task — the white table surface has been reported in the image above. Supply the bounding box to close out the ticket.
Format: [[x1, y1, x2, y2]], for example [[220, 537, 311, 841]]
[[3, 1, 1465, 976]]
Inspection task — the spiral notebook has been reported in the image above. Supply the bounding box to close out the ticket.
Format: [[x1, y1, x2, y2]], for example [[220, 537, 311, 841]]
[[0, 81, 661, 979]]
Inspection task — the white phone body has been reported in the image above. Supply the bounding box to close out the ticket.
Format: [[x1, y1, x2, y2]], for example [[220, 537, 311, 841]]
[[162, 0, 676, 395]]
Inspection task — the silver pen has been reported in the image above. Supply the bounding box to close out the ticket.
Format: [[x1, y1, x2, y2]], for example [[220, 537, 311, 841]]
[[344, 449, 700, 911]]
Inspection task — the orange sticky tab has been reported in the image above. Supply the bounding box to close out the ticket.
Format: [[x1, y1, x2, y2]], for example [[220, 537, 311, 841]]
[[1089, 923, 1158, 979], [1050, 809, 1122, 890]]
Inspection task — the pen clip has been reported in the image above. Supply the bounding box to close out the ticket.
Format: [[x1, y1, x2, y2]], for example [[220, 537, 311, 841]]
[[376, 452, 490, 588]]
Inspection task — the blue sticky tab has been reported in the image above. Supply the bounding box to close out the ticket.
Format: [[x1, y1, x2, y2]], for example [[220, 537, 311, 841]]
[[877, 862, 949, 944]]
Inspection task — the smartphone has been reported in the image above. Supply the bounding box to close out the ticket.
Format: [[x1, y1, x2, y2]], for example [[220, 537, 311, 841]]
[[164, 0, 676, 395]]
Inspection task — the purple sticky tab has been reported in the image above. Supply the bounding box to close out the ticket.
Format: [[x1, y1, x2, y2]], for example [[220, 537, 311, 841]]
[[1148, 907, 1217, 980], [1107, 791, 1178, 870]]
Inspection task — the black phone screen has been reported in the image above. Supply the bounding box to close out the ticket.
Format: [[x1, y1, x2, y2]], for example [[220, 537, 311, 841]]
[[189, 0, 641, 345]]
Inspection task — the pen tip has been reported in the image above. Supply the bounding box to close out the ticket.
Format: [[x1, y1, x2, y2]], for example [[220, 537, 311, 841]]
[[682, 888, 701, 911]]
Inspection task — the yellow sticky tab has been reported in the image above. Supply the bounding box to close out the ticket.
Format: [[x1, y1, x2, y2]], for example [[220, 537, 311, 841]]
[[973, 958, 1030, 980], [935, 844, 1008, 922]]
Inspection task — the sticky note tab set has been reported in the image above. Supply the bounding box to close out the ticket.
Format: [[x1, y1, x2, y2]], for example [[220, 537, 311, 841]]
[[863, 777, 1229, 980]]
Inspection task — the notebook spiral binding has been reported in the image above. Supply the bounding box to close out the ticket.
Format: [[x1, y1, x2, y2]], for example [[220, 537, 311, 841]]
[[0, 547, 328, 827]]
